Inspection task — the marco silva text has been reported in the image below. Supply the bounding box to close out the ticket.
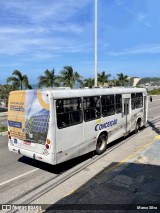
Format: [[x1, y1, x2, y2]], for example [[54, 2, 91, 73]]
[[137, 205, 158, 210]]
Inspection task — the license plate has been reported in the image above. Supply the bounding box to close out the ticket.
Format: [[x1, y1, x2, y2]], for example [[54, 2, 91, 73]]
[[14, 139, 17, 144]]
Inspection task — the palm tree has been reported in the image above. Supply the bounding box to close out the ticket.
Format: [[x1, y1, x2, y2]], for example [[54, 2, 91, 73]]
[[38, 68, 59, 88], [58, 66, 82, 88], [6, 70, 32, 90], [117, 73, 129, 86], [98, 71, 111, 87], [84, 78, 94, 88]]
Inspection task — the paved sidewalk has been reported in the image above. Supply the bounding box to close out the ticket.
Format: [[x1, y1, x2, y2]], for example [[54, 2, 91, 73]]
[[48, 136, 160, 212]]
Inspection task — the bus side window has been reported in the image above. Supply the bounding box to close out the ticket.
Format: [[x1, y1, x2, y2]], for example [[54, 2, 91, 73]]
[[83, 96, 101, 122], [102, 95, 115, 117], [136, 93, 143, 108], [131, 93, 136, 110], [115, 94, 122, 113], [57, 100, 64, 113], [57, 113, 70, 127], [56, 98, 82, 128], [71, 111, 82, 124]]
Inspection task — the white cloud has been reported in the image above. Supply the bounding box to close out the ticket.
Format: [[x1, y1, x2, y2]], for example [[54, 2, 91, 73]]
[[115, 0, 126, 6], [109, 44, 160, 56], [0, 63, 22, 67], [0, 0, 93, 57], [137, 13, 146, 22], [115, 1, 151, 28], [0, 26, 45, 34], [0, 0, 91, 23]]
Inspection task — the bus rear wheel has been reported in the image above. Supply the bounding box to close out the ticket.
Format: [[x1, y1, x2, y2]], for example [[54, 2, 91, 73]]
[[96, 134, 107, 155]]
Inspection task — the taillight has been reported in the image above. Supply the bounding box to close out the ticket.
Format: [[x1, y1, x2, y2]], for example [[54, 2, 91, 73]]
[[46, 139, 50, 144], [46, 144, 49, 149]]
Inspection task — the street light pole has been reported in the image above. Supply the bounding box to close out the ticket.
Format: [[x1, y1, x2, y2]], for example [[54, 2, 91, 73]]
[[94, 0, 98, 87]]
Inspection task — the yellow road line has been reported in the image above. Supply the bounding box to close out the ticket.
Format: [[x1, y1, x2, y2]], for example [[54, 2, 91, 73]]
[[105, 135, 160, 174], [64, 189, 77, 197]]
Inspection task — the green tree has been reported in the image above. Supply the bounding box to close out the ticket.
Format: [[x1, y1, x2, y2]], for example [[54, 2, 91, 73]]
[[84, 78, 94, 88], [58, 66, 82, 88], [108, 78, 119, 87], [38, 68, 59, 88], [0, 84, 15, 107], [98, 71, 111, 87], [6, 70, 32, 90], [117, 73, 129, 86]]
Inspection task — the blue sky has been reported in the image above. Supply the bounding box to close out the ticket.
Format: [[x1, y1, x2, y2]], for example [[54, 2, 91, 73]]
[[0, 0, 160, 84]]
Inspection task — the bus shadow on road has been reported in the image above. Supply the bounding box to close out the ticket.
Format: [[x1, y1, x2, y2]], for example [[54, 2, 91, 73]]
[[18, 130, 144, 174], [18, 151, 94, 174], [46, 161, 160, 212], [148, 118, 160, 135]]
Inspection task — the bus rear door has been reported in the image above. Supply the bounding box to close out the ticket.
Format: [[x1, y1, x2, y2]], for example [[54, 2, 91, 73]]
[[143, 95, 148, 124], [123, 97, 131, 135]]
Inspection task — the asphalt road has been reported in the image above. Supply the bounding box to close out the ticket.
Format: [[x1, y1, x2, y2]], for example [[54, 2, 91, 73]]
[[0, 97, 160, 209], [0, 115, 7, 127], [148, 97, 160, 119]]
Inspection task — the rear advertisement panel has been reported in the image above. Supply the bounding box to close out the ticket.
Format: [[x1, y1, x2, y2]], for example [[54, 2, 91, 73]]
[[8, 90, 50, 154]]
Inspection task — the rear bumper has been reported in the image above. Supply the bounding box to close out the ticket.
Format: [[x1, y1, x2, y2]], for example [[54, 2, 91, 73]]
[[8, 143, 55, 165]]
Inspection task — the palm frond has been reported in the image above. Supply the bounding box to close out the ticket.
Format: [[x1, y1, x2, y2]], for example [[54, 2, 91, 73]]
[[12, 70, 23, 81], [23, 75, 29, 89]]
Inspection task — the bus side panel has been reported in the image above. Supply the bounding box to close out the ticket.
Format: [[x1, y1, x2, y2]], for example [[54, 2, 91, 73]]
[[107, 113, 124, 143], [82, 114, 121, 151], [80, 120, 97, 156], [56, 124, 83, 164]]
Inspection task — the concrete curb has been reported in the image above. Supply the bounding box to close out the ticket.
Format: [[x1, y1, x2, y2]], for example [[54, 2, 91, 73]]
[[0, 131, 8, 136]]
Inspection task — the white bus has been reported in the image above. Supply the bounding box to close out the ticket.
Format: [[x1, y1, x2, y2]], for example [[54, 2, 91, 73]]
[[8, 87, 148, 165]]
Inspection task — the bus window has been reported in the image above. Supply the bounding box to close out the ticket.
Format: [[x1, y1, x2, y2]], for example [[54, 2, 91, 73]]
[[101, 95, 115, 117], [56, 98, 82, 128], [136, 93, 143, 108], [115, 94, 122, 114], [131, 93, 136, 110], [83, 96, 101, 122]]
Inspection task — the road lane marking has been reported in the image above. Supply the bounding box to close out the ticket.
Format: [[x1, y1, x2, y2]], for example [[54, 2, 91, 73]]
[[152, 99, 160, 102], [64, 189, 77, 197], [104, 135, 160, 174], [0, 168, 39, 187], [148, 106, 160, 110], [148, 98, 160, 102]]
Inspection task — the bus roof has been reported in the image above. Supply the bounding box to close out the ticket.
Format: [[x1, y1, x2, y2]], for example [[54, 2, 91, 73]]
[[48, 87, 147, 99], [9, 87, 147, 99]]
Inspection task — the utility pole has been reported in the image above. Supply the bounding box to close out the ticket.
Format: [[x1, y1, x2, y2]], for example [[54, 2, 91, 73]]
[[94, 0, 98, 87]]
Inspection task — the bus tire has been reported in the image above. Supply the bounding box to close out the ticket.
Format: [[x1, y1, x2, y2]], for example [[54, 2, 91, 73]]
[[135, 121, 140, 134], [96, 134, 107, 155]]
